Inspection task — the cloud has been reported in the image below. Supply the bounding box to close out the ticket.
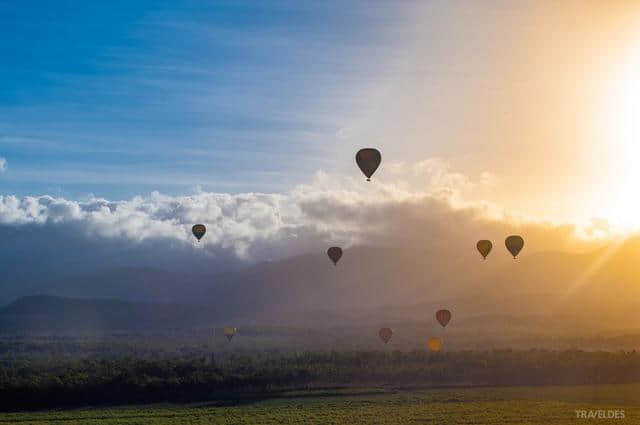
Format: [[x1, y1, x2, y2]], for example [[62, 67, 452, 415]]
[[0, 157, 616, 305], [0, 157, 6, 172], [0, 159, 613, 289]]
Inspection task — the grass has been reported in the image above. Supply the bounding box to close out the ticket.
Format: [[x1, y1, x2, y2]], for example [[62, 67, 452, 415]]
[[1, 384, 638, 424]]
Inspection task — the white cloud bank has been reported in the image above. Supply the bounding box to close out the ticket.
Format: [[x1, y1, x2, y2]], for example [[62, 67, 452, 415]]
[[0, 158, 606, 264]]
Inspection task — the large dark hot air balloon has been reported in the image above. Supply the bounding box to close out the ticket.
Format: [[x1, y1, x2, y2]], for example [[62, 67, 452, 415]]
[[327, 247, 343, 266], [223, 326, 237, 342], [192, 224, 206, 242], [505, 235, 524, 259], [428, 337, 443, 352], [378, 327, 393, 344], [355, 148, 381, 181], [436, 309, 452, 328], [476, 240, 492, 259]]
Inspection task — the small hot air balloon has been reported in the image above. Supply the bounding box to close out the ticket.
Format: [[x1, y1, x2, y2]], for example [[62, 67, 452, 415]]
[[436, 309, 452, 328], [378, 327, 393, 344], [223, 326, 237, 342], [356, 148, 381, 181], [476, 240, 492, 260], [192, 224, 206, 242], [505, 235, 524, 259], [327, 247, 343, 266], [428, 337, 443, 352]]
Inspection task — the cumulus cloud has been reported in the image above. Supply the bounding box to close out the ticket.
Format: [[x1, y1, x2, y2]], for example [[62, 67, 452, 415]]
[[0, 158, 606, 270], [0, 157, 618, 307], [0, 157, 6, 172]]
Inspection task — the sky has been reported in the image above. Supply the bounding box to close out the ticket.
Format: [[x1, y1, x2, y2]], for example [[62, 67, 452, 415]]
[[0, 1, 417, 196], [3, 0, 640, 284]]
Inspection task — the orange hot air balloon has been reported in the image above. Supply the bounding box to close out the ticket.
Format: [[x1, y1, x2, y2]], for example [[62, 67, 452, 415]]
[[436, 309, 452, 328], [476, 240, 492, 259], [192, 224, 206, 242], [355, 148, 381, 181], [223, 326, 237, 342], [327, 247, 343, 266], [505, 235, 524, 259], [428, 337, 443, 352], [378, 327, 393, 344]]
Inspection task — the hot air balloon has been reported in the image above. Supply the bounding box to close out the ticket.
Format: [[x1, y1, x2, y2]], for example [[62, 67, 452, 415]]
[[192, 224, 206, 242], [476, 240, 492, 259], [356, 148, 381, 181], [223, 326, 237, 342], [428, 337, 443, 352], [327, 247, 343, 266], [505, 235, 524, 259], [436, 309, 452, 328], [378, 327, 393, 344]]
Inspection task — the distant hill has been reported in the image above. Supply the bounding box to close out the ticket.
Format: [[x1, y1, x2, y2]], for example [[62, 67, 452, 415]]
[[2, 238, 640, 335], [0, 295, 216, 331]]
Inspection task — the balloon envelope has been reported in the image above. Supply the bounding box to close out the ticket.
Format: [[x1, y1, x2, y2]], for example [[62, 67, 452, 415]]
[[192, 224, 206, 241], [223, 326, 237, 342], [505, 235, 524, 258], [476, 240, 492, 259], [327, 247, 343, 265], [378, 327, 393, 344], [436, 309, 452, 327], [355, 148, 381, 181], [428, 337, 443, 352]]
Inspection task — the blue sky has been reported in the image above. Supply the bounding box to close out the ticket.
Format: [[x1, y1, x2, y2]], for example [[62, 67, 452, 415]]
[[0, 1, 412, 199]]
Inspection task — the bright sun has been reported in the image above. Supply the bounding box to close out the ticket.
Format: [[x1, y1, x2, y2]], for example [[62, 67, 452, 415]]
[[600, 39, 640, 230]]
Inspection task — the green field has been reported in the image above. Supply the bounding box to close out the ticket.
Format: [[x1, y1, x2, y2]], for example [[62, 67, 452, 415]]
[[1, 384, 638, 424]]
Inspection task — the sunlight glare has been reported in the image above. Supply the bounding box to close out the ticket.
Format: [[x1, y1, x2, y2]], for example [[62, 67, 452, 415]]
[[601, 39, 640, 230]]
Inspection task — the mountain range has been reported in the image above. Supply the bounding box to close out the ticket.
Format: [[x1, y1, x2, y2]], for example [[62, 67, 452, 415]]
[[2, 237, 640, 339]]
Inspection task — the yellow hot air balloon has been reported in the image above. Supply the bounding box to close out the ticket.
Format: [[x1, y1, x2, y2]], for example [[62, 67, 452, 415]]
[[355, 148, 381, 181], [476, 240, 492, 259], [327, 247, 343, 266], [192, 224, 206, 242], [428, 337, 443, 352], [505, 235, 524, 259], [378, 327, 393, 344], [223, 326, 237, 342]]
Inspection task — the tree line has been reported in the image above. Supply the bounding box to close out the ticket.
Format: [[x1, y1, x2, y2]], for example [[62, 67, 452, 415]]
[[1, 349, 639, 410]]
